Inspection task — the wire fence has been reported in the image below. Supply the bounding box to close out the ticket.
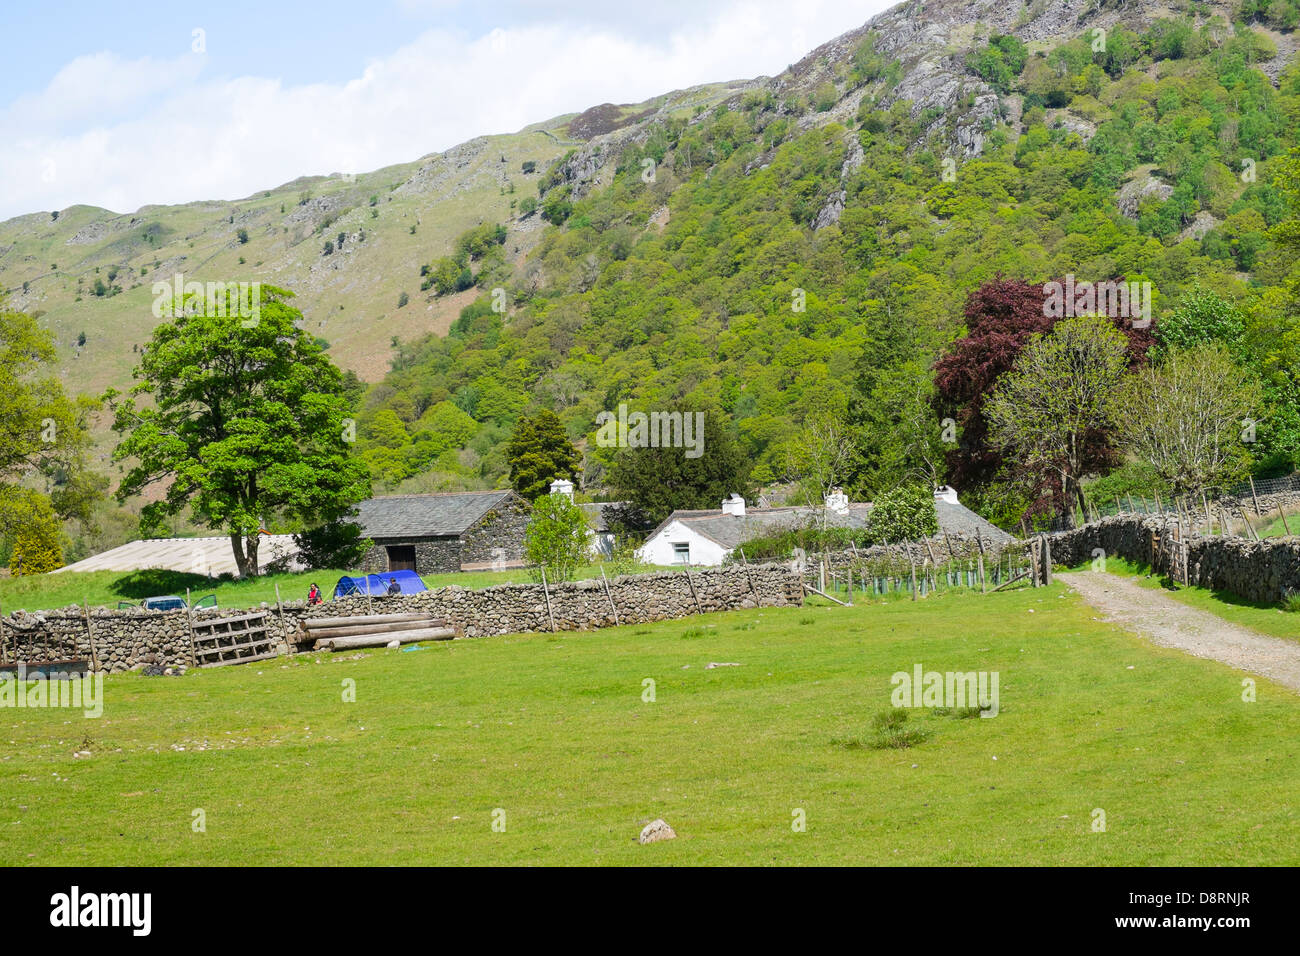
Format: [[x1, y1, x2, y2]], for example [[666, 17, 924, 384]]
[[1070, 473, 1300, 538], [801, 546, 1038, 602]]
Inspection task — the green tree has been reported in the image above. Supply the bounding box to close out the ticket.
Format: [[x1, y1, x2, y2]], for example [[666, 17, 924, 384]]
[[506, 410, 581, 501], [1120, 344, 1261, 498], [0, 294, 100, 559], [523, 492, 589, 582], [293, 512, 371, 570], [106, 285, 371, 576], [985, 315, 1130, 522], [608, 412, 752, 526], [7, 492, 63, 575], [1156, 286, 1247, 357]]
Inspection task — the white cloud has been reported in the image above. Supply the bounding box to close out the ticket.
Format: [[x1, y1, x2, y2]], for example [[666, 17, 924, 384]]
[[0, 0, 887, 220]]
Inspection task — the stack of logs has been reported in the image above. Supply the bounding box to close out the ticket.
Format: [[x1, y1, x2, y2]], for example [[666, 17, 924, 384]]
[[296, 613, 457, 652]]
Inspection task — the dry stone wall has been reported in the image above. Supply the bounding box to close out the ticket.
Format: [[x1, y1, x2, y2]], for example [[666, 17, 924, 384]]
[[1048, 514, 1300, 605], [0, 564, 803, 671]]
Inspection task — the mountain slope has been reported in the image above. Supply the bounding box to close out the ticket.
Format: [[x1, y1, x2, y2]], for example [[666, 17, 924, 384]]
[[5, 0, 1300, 527]]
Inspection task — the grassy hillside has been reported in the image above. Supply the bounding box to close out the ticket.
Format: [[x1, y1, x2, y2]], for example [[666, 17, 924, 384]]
[[3, 584, 1298, 864]]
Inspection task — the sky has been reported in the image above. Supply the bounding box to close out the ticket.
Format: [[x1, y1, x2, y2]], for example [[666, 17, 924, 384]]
[[0, 0, 895, 221]]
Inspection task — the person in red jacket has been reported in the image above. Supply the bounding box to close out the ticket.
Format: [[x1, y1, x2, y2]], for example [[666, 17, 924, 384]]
[[308, 583, 323, 605]]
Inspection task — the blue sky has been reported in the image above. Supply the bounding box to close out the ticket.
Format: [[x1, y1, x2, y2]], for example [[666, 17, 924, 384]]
[[0, 0, 892, 219]]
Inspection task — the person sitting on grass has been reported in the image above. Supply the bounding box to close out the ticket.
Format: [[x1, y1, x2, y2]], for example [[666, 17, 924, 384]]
[[386, 576, 401, 596]]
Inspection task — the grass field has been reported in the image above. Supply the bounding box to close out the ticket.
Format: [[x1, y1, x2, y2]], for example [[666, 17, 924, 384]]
[[3, 581, 1298, 865], [1256, 508, 1300, 539], [1078, 556, 1299, 643], [0, 563, 682, 613]]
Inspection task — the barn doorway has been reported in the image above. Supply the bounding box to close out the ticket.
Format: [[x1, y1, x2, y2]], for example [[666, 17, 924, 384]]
[[386, 545, 416, 572]]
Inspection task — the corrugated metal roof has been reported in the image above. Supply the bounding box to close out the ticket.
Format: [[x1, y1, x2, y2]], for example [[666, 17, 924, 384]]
[[54, 535, 301, 578]]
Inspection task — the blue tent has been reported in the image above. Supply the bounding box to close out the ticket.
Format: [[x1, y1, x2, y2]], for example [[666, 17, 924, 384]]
[[334, 570, 428, 598]]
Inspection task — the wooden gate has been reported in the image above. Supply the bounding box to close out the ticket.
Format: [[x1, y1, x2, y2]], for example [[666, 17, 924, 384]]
[[191, 611, 279, 667]]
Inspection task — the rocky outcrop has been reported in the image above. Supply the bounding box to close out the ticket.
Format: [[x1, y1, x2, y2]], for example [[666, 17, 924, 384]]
[[1116, 172, 1173, 219]]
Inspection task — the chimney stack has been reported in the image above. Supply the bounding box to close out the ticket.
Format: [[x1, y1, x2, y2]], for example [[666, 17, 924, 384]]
[[934, 485, 958, 505], [824, 488, 849, 515], [549, 478, 575, 501], [721, 493, 746, 517]]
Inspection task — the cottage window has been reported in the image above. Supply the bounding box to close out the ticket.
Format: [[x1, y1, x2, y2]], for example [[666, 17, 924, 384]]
[[672, 542, 690, 565]]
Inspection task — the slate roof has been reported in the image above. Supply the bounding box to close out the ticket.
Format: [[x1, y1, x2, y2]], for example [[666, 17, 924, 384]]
[[648, 498, 1012, 550], [935, 499, 1013, 542], [355, 491, 520, 538], [649, 504, 870, 549]]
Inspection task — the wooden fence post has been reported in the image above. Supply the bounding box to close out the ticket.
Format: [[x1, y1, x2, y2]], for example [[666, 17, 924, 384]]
[[738, 548, 759, 600], [274, 583, 290, 655], [683, 564, 703, 614], [599, 566, 620, 626], [82, 600, 100, 673], [540, 567, 556, 632]]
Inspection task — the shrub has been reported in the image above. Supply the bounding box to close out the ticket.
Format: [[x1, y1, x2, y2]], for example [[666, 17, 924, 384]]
[[866, 484, 939, 543], [524, 492, 589, 583], [869, 709, 931, 750], [293, 517, 370, 570]]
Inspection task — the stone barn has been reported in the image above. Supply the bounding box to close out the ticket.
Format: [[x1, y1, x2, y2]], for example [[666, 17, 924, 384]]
[[356, 491, 532, 575]]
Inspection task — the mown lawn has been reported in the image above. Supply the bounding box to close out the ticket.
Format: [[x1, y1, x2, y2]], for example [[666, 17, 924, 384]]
[[1080, 556, 1300, 643], [2, 583, 1297, 865], [0, 563, 682, 613]]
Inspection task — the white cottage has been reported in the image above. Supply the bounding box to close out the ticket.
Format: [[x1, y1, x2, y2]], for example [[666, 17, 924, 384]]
[[636, 487, 1010, 566]]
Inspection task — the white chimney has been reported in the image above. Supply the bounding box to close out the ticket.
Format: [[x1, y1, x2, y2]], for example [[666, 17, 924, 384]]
[[824, 488, 849, 515], [721, 493, 746, 517], [549, 478, 574, 501], [934, 485, 958, 505]]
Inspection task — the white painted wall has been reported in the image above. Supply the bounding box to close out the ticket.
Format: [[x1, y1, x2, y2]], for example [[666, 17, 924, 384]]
[[637, 520, 731, 567]]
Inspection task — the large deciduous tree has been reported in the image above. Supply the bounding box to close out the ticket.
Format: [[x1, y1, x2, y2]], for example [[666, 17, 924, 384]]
[[984, 314, 1131, 522], [106, 285, 371, 577], [934, 277, 1154, 519], [1120, 344, 1261, 499]]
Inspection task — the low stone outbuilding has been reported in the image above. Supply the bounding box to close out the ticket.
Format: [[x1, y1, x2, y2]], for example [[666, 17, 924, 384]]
[[356, 491, 531, 574]]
